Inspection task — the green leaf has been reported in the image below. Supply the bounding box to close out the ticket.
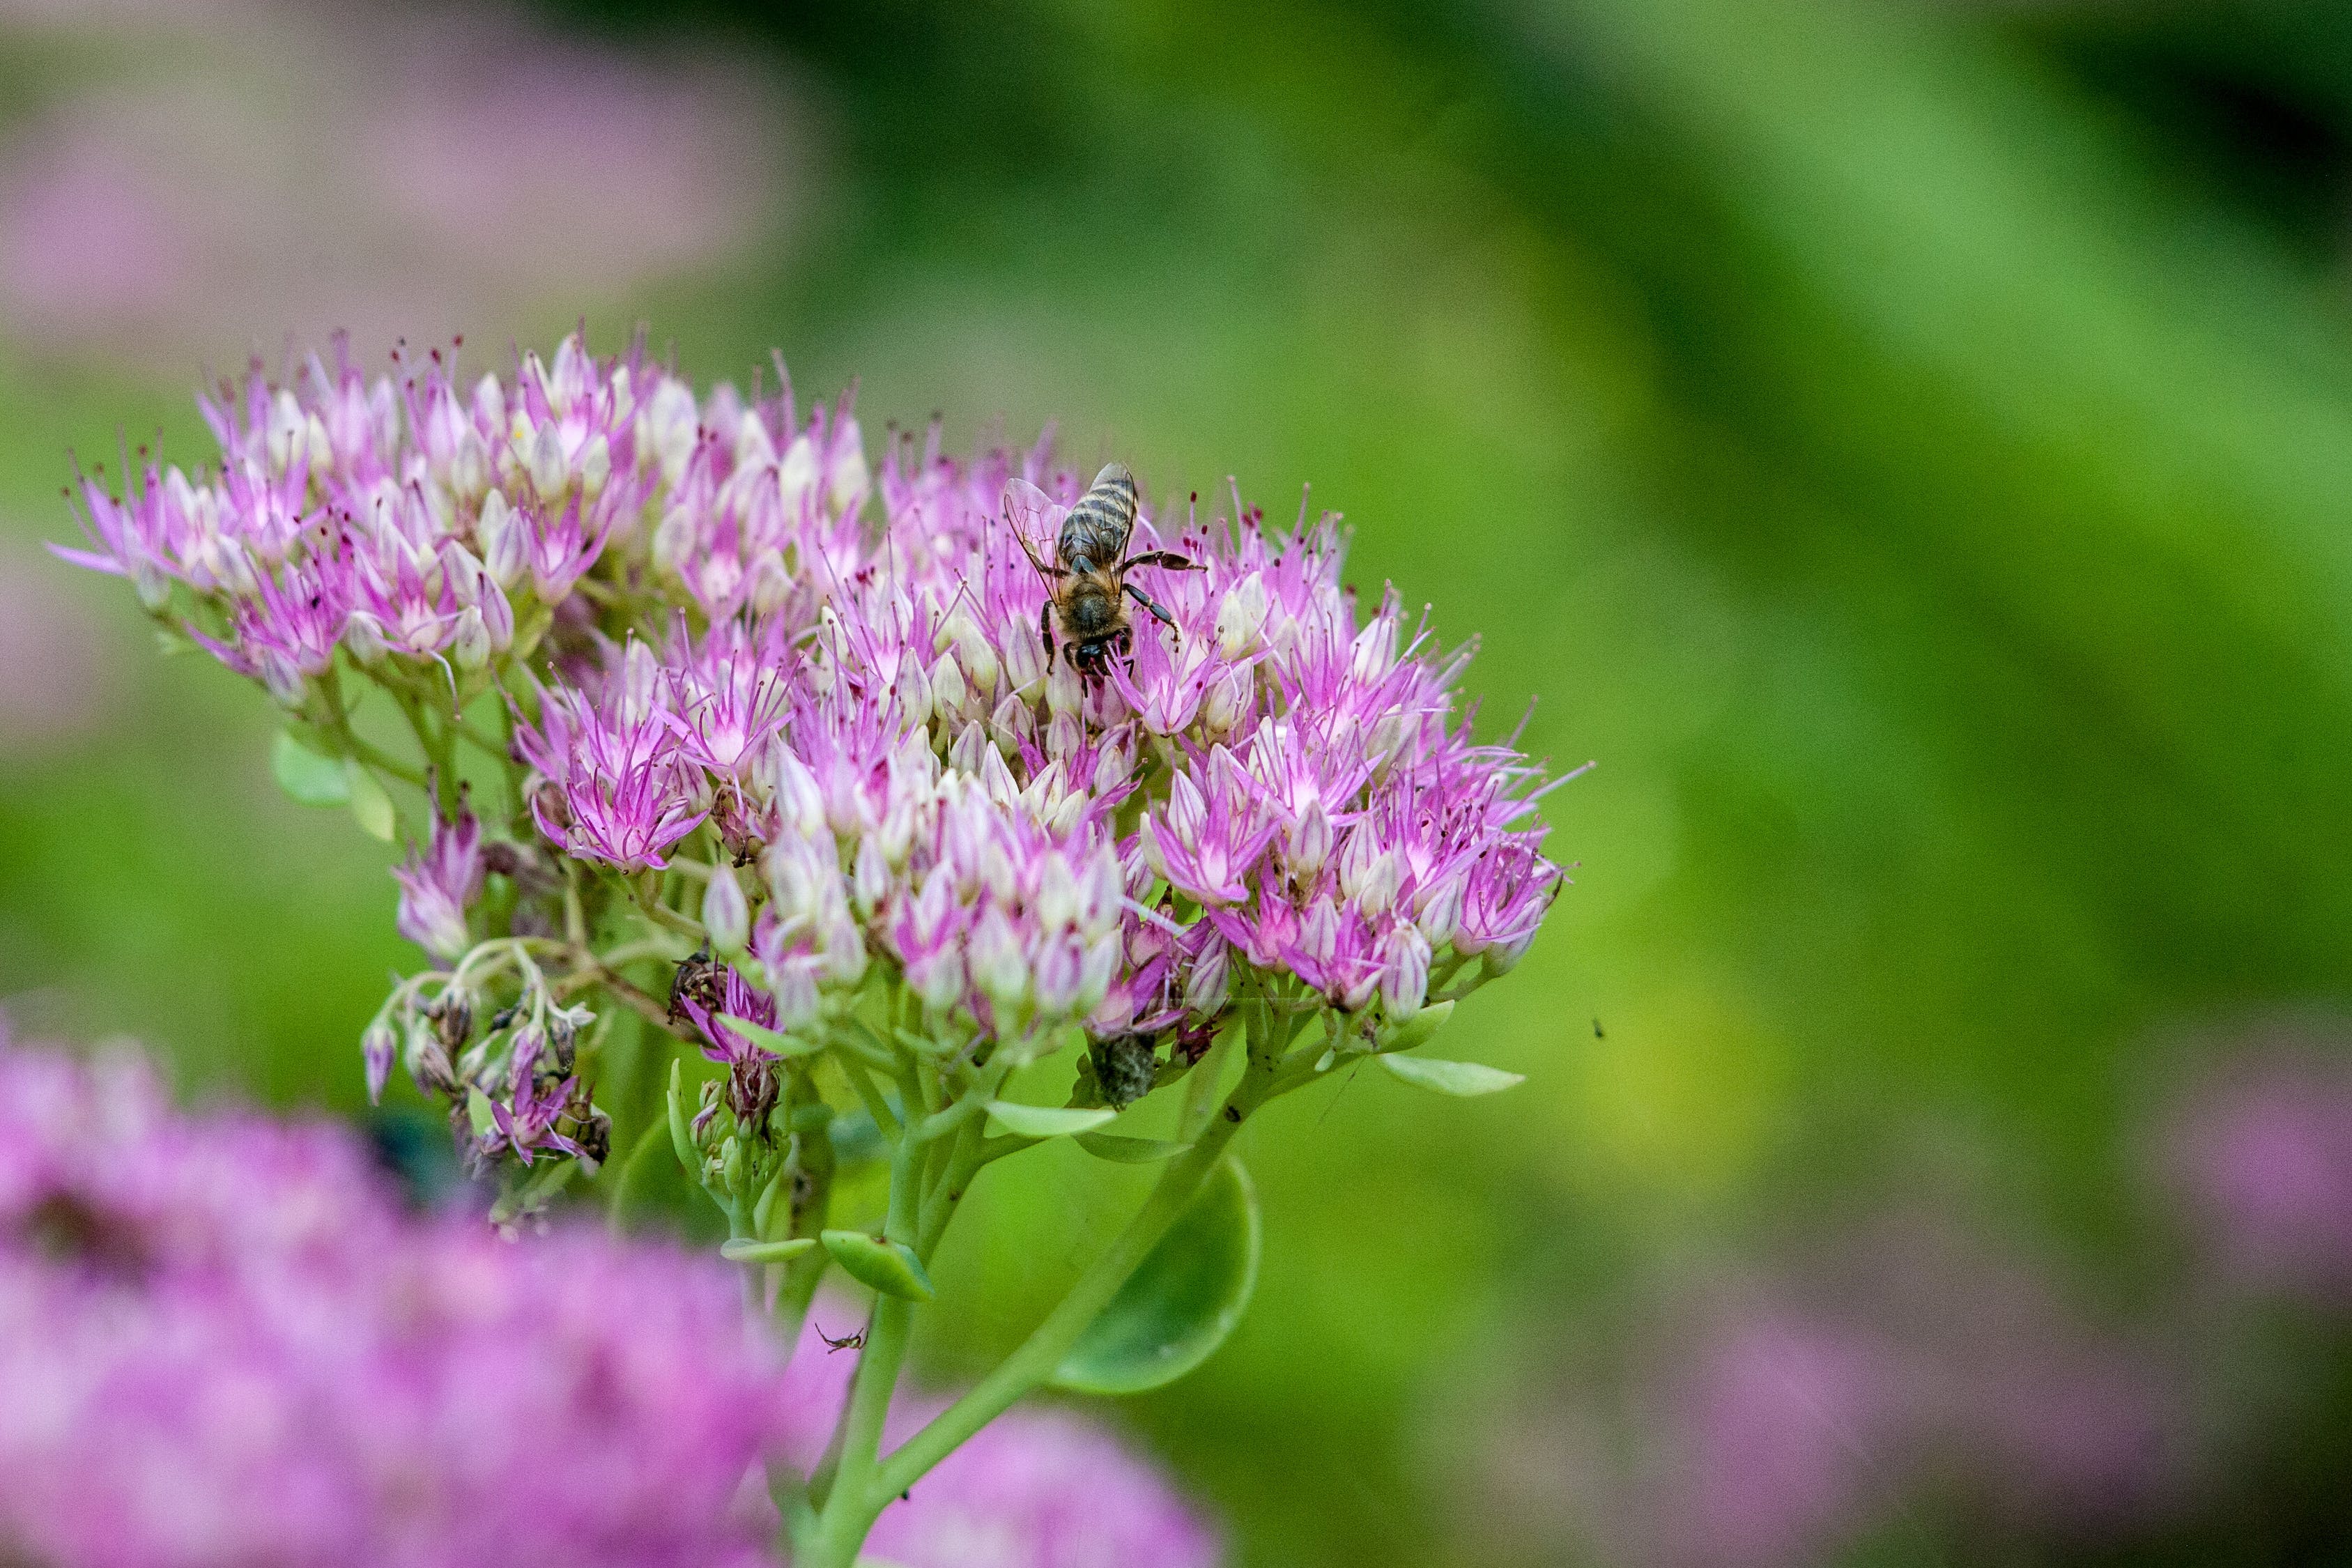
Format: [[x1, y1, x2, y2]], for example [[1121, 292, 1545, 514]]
[[1073, 1132, 1192, 1164], [1053, 1155, 1261, 1395], [271, 731, 350, 806], [613, 1122, 730, 1245], [718, 1013, 824, 1058], [346, 762, 397, 842], [1373, 998, 1455, 1055], [985, 1101, 1117, 1139], [821, 1230, 935, 1300], [1376, 1052, 1524, 1096], [719, 1236, 818, 1266]]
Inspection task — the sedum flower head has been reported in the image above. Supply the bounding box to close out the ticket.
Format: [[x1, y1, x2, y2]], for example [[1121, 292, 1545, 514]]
[[55, 332, 1572, 1165]]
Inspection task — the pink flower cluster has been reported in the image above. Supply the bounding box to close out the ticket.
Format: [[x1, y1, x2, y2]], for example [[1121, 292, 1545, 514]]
[[0, 1038, 789, 1568], [56, 332, 1567, 1123]]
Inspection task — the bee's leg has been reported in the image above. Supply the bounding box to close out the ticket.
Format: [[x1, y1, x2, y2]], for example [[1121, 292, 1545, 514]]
[[1121, 551, 1203, 574], [1038, 602, 1058, 666], [1123, 581, 1180, 631]]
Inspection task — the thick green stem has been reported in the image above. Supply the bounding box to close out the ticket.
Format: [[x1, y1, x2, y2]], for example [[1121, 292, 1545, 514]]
[[863, 1045, 1277, 1511]]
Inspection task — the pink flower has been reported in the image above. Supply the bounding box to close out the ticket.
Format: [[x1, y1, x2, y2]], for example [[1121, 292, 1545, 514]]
[[0, 1038, 791, 1568]]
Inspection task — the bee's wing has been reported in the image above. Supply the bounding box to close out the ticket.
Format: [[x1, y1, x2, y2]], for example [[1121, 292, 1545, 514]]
[[1001, 477, 1069, 575]]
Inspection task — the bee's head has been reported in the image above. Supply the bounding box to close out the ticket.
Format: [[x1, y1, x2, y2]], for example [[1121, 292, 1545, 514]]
[[1069, 636, 1121, 681]]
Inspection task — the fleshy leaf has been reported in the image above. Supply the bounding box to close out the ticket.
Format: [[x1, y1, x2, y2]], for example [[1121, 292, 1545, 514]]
[[1372, 998, 1455, 1055], [1376, 1051, 1523, 1096], [613, 1122, 729, 1245], [1052, 1155, 1260, 1395], [985, 1101, 1117, 1139], [718, 1237, 818, 1266], [1073, 1132, 1192, 1164], [821, 1230, 935, 1300], [345, 762, 397, 841], [271, 731, 350, 806]]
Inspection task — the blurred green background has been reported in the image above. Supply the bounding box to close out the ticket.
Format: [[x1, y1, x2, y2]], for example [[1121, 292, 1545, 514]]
[[6, 0, 2352, 1562]]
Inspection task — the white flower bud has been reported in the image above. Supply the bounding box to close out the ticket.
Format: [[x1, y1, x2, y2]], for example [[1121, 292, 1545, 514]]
[[472, 372, 506, 432], [650, 377, 699, 484], [529, 422, 567, 498], [1415, 876, 1464, 950], [954, 617, 1000, 698], [1381, 924, 1431, 1020], [266, 390, 305, 474], [578, 433, 611, 499], [303, 412, 334, 475], [620, 639, 662, 726], [1034, 853, 1079, 932], [896, 650, 934, 729], [1215, 571, 1269, 659], [853, 836, 891, 918], [969, 907, 1028, 1008], [1355, 849, 1401, 919], [929, 651, 969, 720], [477, 491, 525, 587], [1184, 941, 1231, 1013], [777, 433, 820, 516], [1001, 615, 1047, 693], [1286, 798, 1332, 881], [450, 431, 491, 500], [450, 605, 492, 670], [748, 551, 792, 617], [344, 610, 389, 666], [1202, 666, 1253, 735], [702, 868, 751, 956], [652, 507, 694, 576], [828, 430, 870, 517], [1045, 653, 1085, 719], [734, 409, 776, 470]]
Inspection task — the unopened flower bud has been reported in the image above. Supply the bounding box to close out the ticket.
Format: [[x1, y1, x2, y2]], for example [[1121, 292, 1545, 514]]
[[1415, 876, 1464, 950], [650, 377, 699, 484], [1045, 654, 1085, 719], [266, 389, 305, 472], [828, 429, 869, 516], [969, 906, 1027, 1007], [344, 610, 389, 666], [748, 552, 792, 617], [1286, 798, 1332, 880], [578, 434, 611, 500], [702, 868, 750, 956], [1202, 666, 1253, 735], [477, 491, 525, 587], [362, 1017, 397, 1102], [954, 617, 999, 698], [929, 651, 968, 720], [1184, 941, 1231, 1013], [450, 606, 492, 670], [529, 423, 567, 497], [896, 650, 933, 728], [1215, 572, 1269, 658], [652, 507, 694, 576], [778, 434, 819, 516]]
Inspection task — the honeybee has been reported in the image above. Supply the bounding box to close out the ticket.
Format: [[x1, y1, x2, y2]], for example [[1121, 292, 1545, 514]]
[[1006, 462, 1201, 677]]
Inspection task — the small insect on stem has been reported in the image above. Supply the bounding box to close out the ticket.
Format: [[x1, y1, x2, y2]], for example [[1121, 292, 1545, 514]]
[[818, 1323, 866, 1354]]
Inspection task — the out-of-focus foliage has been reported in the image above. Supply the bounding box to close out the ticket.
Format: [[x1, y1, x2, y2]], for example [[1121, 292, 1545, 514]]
[[7, 0, 2352, 1562]]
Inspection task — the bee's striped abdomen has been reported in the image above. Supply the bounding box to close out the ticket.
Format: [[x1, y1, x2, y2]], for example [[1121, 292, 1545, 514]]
[[1057, 462, 1139, 568]]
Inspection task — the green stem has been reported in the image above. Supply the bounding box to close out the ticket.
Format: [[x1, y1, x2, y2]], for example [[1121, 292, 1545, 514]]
[[862, 1044, 1277, 1514]]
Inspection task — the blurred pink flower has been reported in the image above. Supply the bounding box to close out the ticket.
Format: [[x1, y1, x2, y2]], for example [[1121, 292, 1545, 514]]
[[0, 3, 801, 367], [2162, 1033, 2352, 1304], [0, 544, 117, 750]]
